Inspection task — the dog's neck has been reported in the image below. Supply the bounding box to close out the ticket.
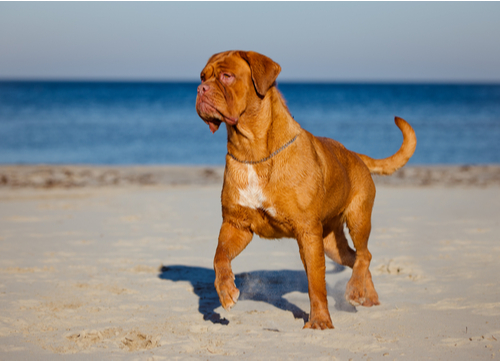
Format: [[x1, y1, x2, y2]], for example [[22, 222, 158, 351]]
[[225, 87, 301, 165]]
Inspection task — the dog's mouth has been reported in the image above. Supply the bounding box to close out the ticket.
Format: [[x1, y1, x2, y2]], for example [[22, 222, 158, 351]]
[[196, 98, 238, 134], [204, 118, 222, 134]]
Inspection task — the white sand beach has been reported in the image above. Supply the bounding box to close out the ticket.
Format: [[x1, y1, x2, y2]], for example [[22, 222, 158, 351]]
[[0, 166, 499, 360]]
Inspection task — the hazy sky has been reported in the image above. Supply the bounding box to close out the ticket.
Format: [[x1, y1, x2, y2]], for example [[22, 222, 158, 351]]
[[1, 2, 499, 82]]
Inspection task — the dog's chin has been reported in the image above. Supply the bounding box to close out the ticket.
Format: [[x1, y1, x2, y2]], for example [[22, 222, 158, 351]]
[[197, 101, 239, 133], [196, 101, 223, 134]]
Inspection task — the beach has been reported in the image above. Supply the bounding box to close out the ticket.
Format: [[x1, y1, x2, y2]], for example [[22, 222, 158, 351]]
[[1, 165, 499, 360]]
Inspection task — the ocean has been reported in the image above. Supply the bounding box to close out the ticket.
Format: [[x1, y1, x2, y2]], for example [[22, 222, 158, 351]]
[[1, 81, 499, 165]]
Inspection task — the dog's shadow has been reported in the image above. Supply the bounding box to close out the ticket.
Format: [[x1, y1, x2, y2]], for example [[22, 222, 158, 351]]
[[158, 263, 355, 325]]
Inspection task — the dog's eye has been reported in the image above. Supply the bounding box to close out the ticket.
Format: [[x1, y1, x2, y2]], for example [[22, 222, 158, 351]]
[[219, 73, 235, 85], [220, 73, 235, 84], [200, 73, 206, 82]]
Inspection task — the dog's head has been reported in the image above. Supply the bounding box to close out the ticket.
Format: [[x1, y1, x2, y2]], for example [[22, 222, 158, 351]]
[[196, 51, 281, 133]]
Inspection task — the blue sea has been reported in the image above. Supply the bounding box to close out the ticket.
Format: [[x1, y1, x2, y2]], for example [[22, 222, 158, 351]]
[[1, 81, 499, 165]]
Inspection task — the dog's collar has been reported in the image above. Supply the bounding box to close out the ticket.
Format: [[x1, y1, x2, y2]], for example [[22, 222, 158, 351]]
[[227, 132, 300, 165]]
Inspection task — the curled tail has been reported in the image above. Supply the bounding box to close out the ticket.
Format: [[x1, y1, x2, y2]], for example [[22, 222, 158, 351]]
[[356, 117, 417, 175]]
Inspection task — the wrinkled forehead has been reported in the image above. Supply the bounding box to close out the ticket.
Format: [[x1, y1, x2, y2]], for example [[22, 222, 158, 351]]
[[202, 51, 250, 77]]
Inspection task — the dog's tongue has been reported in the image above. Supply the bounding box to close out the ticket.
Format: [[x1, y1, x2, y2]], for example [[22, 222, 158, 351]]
[[208, 121, 220, 134]]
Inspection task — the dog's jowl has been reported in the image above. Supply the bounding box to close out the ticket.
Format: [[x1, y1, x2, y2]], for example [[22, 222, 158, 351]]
[[196, 50, 416, 330]]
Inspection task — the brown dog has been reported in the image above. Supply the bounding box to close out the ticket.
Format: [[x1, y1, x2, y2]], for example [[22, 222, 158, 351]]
[[196, 51, 416, 329]]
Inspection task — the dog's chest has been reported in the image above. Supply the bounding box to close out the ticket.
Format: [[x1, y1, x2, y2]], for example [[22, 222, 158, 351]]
[[236, 165, 276, 217]]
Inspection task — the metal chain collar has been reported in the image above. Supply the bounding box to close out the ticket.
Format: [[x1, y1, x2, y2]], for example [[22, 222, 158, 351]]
[[227, 133, 300, 165]]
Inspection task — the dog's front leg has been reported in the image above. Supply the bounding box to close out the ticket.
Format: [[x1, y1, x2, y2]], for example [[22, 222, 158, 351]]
[[214, 221, 253, 311], [297, 228, 334, 330]]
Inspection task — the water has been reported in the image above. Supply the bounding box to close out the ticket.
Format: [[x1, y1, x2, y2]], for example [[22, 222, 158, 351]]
[[1, 81, 499, 165]]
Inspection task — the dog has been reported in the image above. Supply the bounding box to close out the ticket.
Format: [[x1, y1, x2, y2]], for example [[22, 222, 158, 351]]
[[195, 50, 416, 329]]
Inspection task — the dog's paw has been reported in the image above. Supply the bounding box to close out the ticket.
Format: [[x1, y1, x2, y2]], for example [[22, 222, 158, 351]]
[[345, 279, 380, 307], [345, 276, 363, 306], [363, 287, 380, 307], [303, 316, 334, 330], [214, 274, 240, 311]]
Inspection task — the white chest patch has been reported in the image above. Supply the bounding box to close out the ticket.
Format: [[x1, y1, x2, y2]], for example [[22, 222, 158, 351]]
[[238, 165, 276, 217]]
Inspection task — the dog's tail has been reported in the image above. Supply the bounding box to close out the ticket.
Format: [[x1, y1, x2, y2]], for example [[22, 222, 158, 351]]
[[356, 117, 417, 175]]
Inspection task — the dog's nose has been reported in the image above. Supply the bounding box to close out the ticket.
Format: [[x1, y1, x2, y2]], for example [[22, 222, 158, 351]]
[[198, 83, 210, 95]]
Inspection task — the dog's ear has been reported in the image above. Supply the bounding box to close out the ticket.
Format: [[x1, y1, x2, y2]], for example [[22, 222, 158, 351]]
[[238, 51, 281, 97]]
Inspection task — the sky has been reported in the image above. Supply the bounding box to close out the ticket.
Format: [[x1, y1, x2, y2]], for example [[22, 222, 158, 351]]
[[1, 2, 499, 82]]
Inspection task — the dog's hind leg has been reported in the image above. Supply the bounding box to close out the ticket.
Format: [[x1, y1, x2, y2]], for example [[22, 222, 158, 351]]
[[343, 191, 380, 307], [323, 216, 356, 269]]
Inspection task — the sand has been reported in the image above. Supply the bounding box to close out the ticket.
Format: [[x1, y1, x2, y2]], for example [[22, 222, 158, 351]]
[[0, 166, 499, 360]]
